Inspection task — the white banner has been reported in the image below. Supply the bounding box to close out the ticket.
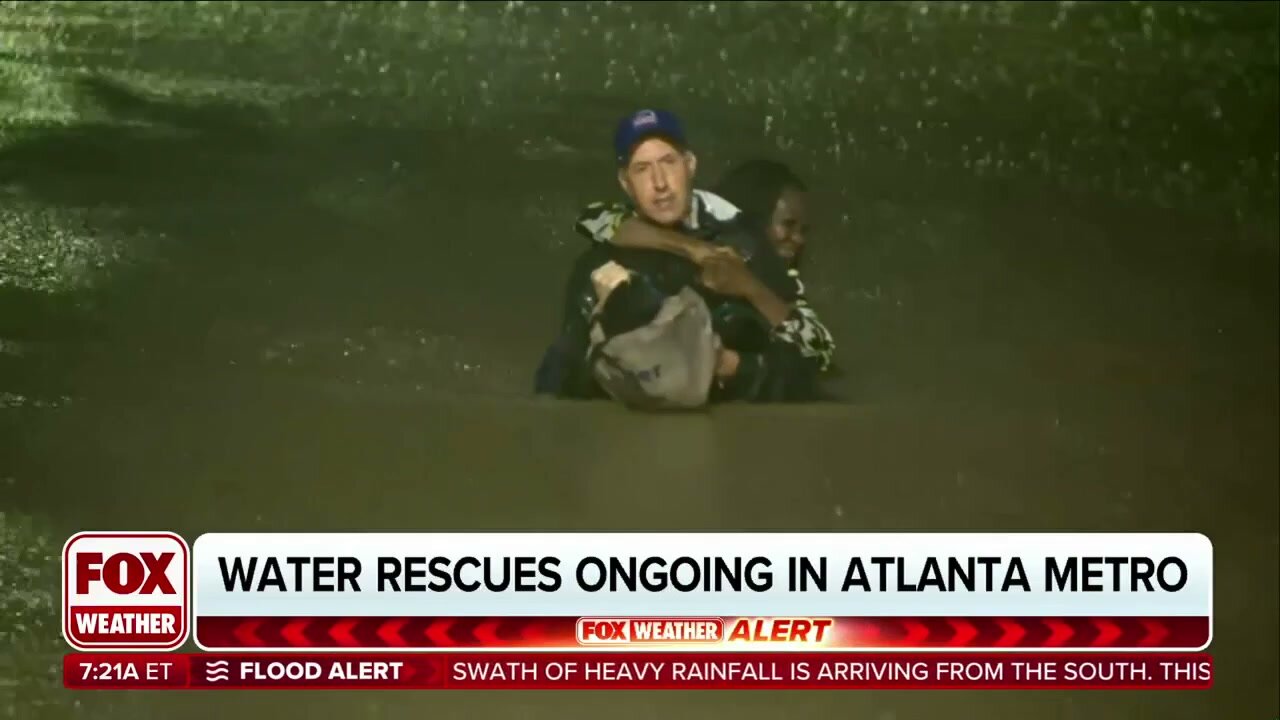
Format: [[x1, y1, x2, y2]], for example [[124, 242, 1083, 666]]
[[190, 533, 1212, 619]]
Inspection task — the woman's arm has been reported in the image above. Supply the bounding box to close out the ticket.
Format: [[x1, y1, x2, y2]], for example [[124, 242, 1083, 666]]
[[575, 202, 725, 264]]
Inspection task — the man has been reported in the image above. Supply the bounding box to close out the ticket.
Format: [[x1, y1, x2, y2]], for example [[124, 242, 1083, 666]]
[[536, 109, 835, 403]]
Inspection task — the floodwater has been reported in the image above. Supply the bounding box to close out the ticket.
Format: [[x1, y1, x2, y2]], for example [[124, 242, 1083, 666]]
[[0, 2, 1277, 718]]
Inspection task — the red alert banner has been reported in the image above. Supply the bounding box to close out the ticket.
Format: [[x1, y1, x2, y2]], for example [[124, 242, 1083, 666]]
[[64, 652, 1213, 690], [193, 615, 1210, 651]]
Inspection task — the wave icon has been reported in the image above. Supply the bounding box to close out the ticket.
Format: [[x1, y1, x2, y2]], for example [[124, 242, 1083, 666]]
[[205, 659, 231, 683]]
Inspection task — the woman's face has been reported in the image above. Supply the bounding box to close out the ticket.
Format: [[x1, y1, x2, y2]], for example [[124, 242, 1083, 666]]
[[767, 187, 810, 265]]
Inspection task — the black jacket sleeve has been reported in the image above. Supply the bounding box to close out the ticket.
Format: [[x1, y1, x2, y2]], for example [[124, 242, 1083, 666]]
[[550, 246, 611, 399]]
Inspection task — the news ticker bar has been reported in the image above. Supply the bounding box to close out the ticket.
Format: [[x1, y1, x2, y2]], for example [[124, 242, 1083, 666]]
[[63, 652, 1214, 690], [192, 615, 1211, 651]]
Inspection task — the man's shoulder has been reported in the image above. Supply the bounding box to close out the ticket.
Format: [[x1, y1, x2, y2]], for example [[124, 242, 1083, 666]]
[[577, 199, 632, 217], [575, 200, 633, 243], [692, 189, 741, 224]]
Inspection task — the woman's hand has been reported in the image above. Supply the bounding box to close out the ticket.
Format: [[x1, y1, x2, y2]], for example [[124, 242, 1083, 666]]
[[698, 253, 758, 297], [688, 242, 741, 267], [700, 254, 793, 327], [590, 261, 631, 306], [715, 348, 741, 380]]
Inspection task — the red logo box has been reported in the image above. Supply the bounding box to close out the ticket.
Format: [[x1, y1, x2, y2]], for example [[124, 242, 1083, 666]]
[[62, 531, 190, 651]]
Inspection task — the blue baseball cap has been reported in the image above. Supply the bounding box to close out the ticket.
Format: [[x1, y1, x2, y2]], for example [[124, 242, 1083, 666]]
[[614, 109, 688, 166]]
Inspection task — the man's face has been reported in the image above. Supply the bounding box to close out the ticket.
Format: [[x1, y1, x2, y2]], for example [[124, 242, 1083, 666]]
[[617, 137, 697, 226]]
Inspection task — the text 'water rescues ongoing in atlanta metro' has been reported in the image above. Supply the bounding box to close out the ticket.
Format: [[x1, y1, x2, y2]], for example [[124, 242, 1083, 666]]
[[60, 532, 1212, 652]]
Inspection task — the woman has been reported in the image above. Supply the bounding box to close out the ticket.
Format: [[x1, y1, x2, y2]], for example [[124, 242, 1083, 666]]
[[713, 159, 811, 268], [702, 158, 816, 356], [713, 159, 842, 395]]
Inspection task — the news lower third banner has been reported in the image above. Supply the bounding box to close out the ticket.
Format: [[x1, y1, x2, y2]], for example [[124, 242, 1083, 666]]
[[62, 531, 1215, 690]]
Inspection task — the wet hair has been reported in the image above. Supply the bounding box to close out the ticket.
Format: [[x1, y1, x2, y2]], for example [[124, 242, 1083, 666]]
[[712, 159, 808, 237]]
